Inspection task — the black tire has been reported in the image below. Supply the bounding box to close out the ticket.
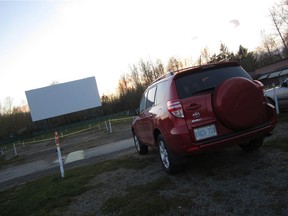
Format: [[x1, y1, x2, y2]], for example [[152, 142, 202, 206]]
[[157, 134, 178, 175], [239, 137, 264, 152], [133, 133, 148, 155]]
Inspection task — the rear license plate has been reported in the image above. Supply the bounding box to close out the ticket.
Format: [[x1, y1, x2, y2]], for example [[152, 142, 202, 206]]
[[194, 124, 217, 141]]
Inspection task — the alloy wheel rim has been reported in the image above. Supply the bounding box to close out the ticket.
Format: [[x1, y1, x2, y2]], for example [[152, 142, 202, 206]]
[[159, 141, 169, 169], [134, 135, 140, 152]]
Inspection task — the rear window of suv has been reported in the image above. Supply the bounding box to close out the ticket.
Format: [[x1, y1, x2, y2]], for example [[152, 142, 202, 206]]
[[175, 66, 252, 99]]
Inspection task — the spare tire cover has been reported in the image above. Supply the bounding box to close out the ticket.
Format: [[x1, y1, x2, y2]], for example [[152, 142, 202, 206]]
[[213, 77, 264, 130]]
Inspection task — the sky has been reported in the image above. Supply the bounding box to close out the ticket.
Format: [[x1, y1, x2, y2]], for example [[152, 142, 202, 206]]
[[0, 0, 278, 107]]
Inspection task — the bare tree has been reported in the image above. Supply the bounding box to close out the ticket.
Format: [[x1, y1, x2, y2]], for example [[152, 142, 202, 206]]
[[269, 0, 288, 56], [200, 47, 210, 64], [261, 30, 277, 58], [2, 97, 14, 115], [270, 9, 288, 54], [152, 59, 165, 79], [139, 59, 154, 87], [256, 30, 283, 66], [117, 74, 130, 97], [166, 57, 184, 72], [129, 64, 141, 90]]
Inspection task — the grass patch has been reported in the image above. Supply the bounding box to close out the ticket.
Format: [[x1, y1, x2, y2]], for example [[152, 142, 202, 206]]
[[100, 176, 192, 216], [0, 156, 151, 216], [0, 155, 26, 169], [0, 173, 90, 216], [264, 138, 288, 152]]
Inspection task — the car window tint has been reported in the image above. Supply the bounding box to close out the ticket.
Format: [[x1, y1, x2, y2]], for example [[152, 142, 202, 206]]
[[176, 66, 252, 99], [146, 86, 156, 109], [155, 81, 168, 105]]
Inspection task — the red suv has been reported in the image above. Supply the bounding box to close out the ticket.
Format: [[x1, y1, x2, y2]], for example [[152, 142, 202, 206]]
[[131, 61, 277, 174]]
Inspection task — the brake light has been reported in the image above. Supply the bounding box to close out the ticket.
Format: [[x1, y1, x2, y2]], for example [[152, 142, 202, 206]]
[[167, 100, 184, 118]]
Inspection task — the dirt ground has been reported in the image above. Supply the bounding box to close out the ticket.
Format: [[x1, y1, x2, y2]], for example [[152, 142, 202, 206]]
[[1, 119, 288, 215], [0, 121, 132, 164], [61, 121, 288, 216]]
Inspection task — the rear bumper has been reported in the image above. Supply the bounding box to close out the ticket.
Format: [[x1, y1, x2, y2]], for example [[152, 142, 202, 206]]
[[166, 121, 277, 156], [195, 122, 276, 151]]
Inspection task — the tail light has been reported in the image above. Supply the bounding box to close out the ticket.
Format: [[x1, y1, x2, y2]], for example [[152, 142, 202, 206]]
[[167, 100, 184, 118], [254, 80, 265, 95]]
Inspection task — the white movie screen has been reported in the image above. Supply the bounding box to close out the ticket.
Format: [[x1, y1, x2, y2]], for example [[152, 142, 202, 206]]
[[25, 77, 101, 122]]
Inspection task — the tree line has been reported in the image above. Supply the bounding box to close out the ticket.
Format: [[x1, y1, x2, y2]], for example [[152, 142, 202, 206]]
[[1, 0, 288, 140], [102, 0, 288, 114]]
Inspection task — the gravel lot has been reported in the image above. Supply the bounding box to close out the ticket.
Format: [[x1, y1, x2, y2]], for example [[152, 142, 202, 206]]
[[1, 120, 287, 215], [58, 121, 288, 216]]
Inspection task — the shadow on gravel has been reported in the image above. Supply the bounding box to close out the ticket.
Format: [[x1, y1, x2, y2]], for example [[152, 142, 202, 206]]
[[60, 144, 288, 216], [1, 119, 288, 216]]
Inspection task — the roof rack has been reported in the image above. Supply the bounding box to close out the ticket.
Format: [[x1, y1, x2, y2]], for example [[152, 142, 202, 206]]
[[152, 71, 174, 84]]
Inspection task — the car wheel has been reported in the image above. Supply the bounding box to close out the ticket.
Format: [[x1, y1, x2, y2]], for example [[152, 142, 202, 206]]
[[239, 137, 264, 151], [133, 133, 148, 154], [157, 134, 178, 175]]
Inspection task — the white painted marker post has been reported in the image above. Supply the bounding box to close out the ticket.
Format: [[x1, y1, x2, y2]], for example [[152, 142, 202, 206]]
[[273, 84, 280, 114], [55, 131, 65, 178], [13, 143, 18, 156], [109, 119, 112, 133]]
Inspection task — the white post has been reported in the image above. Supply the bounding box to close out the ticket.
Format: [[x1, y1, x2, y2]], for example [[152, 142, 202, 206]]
[[105, 121, 108, 132], [0, 148, 4, 155], [55, 131, 64, 178], [98, 124, 101, 130], [109, 119, 113, 133], [13, 143, 18, 156], [273, 84, 280, 114], [22, 141, 25, 148]]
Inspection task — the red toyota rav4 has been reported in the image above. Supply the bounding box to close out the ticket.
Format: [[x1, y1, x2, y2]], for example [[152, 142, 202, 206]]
[[131, 61, 277, 174]]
